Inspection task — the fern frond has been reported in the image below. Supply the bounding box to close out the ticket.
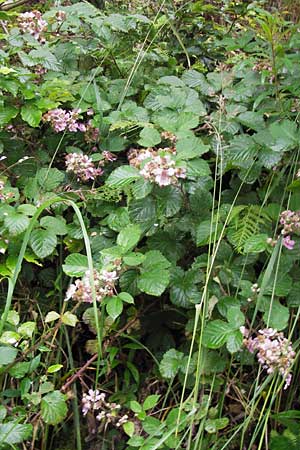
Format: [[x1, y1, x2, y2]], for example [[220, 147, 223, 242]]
[[227, 205, 270, 253]]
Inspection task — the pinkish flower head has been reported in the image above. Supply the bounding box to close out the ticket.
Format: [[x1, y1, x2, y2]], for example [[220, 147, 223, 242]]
[[282, 235, 295, 250]]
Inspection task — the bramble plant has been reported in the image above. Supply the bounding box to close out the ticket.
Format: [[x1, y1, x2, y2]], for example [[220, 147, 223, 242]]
[[1, 0, 300, 449]]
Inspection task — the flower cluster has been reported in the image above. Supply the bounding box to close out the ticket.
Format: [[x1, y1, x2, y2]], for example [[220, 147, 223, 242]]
[[243, 328, 295, 389], [65, 152, 103, 182], [17, 11, 47, 42], [65, 268, 120, 303], [84, 120, 100, 143], [82, 390, 129, 429], [161, 131, 177, 144], [42, 108, 86, 133], [279, 210, 300, 250], [128, 147, 186, 187], [0, 180, 14, 202]]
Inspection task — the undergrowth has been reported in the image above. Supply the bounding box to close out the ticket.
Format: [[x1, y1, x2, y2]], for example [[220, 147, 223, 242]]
[[0, 0, 300, 449]]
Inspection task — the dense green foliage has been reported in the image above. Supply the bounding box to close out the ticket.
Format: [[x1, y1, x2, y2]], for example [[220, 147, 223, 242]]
[[1, 0, 300, 449]]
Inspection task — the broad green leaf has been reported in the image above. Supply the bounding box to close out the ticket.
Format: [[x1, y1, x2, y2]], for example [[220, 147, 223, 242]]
[[0, 331, 20, 345], [131, 178, 153, 199], [226, 306, 244, 328], [118, 292, 134, 303], [170, 268, 200, 307], [18, 321, 36, 338], [0, 105, 18, 125], [41, 391, 67, 425], [237, 111, 265, 131], [117, 224, 141, 252], [159, 348, 184, 379], [0, 345, 18, 365], [123, 421, 135, 437], [138, 127, 161, 147], [62, 253, 88, 276], [243, 233, 268, 253], [47, 364, 63, 373], [40, 216, 67, 235], [226, 330, 243, 353], [106, 166, 141, 187], [30, 228, 57, 258], [21, 104, 42, 127], [61, 312, 78, 327], [143, 394, 160, 411], [45, 311, 60, 323], [263, 299, 289, 331], [4, 211, 30, 236], [138, 269, 170, 296], [202, 320, 235, 349], [123, 252, 145, 266], [6, 310, 20, 326], [36, 168, 64, 191], [130, 400, 143, 413], [129, 196, 157, 226], [187, 159, 210, 177], [106, 296, 123, 320], [156, 186, 182, 218], [176, 136, 209, 159], [0, 422, 32, 445], [205, 418, 229, 433]]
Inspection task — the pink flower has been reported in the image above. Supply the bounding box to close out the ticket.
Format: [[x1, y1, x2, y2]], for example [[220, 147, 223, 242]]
[[282, 235, 295, 250]]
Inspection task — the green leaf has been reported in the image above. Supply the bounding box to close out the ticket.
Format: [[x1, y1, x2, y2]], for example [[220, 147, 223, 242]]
[[237, 111, 265, 131], [45, 311, 60, 323], [182, 69, 214, 92], [62, 253, 88, 277], [106, 166, 141, 188], [226, 330, 243, 353], [128, 196, 157, 226], [36, 168, 64, 191], [4, 211, 30, 236], [202, 320, 235, 349], [205, 418, 229, 433], [40, 216, 67, 235], [138, 250, 171, 296], [143, 394, 160, 411], [130, 400, 143, 413], [0, 105, 18, 126], [18, 321, 36, 338], [30, 228, 57, 258], [118, 292, 135, 303], [159, 348, 184, 379], [117, 224, 141, 252], [187, 159, 210, 177], [131, 178, 153, 199], [263, 299, 289, 331], [0, 346, 18, 365], [226, 306, 244, 328], [123, 252, 145, 266], [196, 220, 222, 246], [156, 186, 182, 218], [0, 422, 32, 445], [138, 270, 170, 296], [176, 136, 209, 159], [138, 127, 161, 147], [61, 312, 78, 327], [269, 120, 298, 151], [41, 391, 67, 425], [6, 310, 20, 326], [123, 421, 135, 437], [106, 296, 123, 321], [170, 268, 200, 308], [243, 233, 268, 253], [21, 104, 42, 127], [47, 364, 63, 373]]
